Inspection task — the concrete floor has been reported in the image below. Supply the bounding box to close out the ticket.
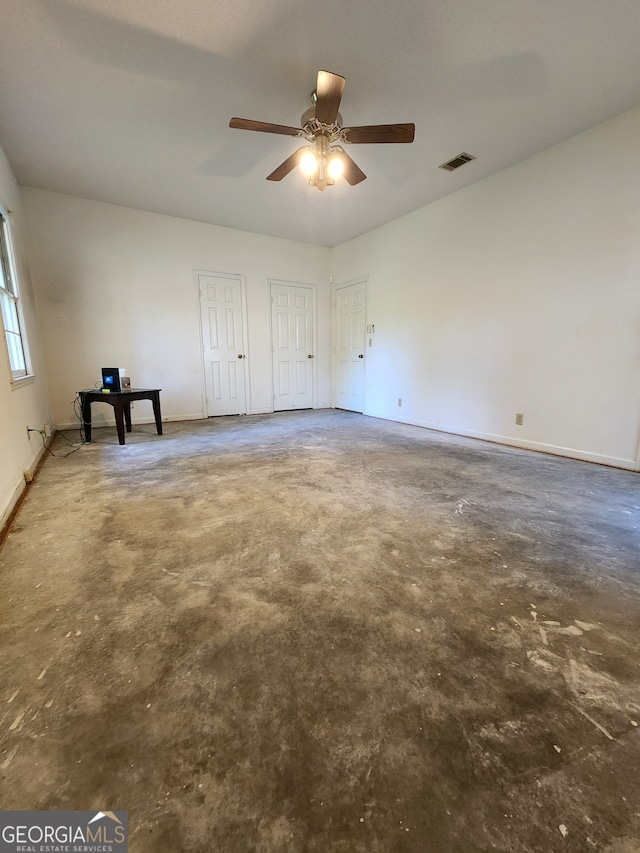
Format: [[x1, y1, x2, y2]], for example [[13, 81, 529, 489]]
[[1, 409, 639, 852]]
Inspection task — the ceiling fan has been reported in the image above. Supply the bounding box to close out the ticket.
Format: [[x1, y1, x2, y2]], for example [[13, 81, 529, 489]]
[[229, 70, 415, 191]]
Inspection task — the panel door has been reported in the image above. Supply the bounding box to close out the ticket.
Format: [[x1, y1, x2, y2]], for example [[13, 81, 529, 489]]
[[199, 273, 247, 416], [334, 281, 366, 412], [271, 282, 314, 410]]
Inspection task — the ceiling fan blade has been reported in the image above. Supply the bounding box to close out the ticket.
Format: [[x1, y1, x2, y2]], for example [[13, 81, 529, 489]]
[[229, 117, 301, 137], [266, 148, 307, 182], [343, 123, 415, 144], [341, 151, 367, 186], [314, 71, 346, 125]]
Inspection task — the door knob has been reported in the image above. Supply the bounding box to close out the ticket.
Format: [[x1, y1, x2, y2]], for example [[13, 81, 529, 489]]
[[237, 354, 244, 359], [308, 354, 314, 359], [358, 354, 364, 359]]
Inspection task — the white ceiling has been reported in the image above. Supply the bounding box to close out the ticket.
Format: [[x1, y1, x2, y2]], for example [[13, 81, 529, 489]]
[[1, 0, 639, 247]]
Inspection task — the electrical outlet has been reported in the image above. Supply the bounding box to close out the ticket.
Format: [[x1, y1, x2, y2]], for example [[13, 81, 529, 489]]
[[44, 423, 52, 437], [26, 425, 31, 438], [515, 413, 524, 426], [398, 398, 402, 407]]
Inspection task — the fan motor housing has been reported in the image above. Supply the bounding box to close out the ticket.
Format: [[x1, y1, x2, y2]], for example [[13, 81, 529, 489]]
[[301, 106, 343, 131]]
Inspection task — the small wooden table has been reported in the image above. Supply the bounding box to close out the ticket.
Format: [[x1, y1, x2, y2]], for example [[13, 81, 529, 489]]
[[79, 388, 163, 445]]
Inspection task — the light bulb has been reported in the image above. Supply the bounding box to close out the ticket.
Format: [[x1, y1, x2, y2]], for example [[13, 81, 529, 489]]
[[327, 154, 344, 180], [300, 150, 318, 176]]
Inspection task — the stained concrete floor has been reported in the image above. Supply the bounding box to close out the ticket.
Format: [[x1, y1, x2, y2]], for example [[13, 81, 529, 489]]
[[1, 410, 640, 852]]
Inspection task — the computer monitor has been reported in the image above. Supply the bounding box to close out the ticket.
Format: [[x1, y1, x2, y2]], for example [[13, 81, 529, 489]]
[[101, 367, 121, 392]]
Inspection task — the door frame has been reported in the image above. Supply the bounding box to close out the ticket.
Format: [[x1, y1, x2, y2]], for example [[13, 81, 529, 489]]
[[331, 276, 368, 411], [268, 279, 318, 411], [195, 269, 250, 417]]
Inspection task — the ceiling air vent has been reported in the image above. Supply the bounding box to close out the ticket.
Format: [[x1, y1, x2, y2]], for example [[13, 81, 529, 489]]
[[439, 152, 476, 172]]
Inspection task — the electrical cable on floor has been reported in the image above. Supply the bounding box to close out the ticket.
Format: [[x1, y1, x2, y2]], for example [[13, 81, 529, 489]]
[[37, 383, 124, 458], [39, 429, 84, 458], [39, 391, 94, 458]]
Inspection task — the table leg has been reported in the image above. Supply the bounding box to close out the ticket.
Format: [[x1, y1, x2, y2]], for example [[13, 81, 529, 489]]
[[123, 403, 132, 433], [81, 394, 92, 443], [114, 400, 126, 445], [152, 392, 163, 435]]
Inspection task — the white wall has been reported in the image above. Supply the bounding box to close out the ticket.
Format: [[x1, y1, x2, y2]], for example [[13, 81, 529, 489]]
[[0, 146, 52, 527], [13, 106, 640, 477], [22, 190, 332, 429], [332, 107, 640, 470]]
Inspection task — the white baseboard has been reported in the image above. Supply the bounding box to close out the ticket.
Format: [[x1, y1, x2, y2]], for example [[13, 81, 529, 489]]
[[364, 411, 638, 472], [246, 405, 332, 415], [55, 413, 205, 431], [0, 440, 50, 532], [162, 414, 204, 423], [0, 476, 27, 532]]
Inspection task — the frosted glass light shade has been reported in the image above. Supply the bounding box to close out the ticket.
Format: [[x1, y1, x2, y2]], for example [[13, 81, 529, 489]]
[[327, 155, 344, 179], [300, 150, 318, 176]]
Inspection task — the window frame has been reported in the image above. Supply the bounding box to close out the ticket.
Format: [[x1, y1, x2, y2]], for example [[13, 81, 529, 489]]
[[0, 204, 32, 385]]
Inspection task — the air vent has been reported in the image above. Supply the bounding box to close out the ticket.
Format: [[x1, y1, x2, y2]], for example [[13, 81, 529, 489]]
[[439, 152, 476, 172]]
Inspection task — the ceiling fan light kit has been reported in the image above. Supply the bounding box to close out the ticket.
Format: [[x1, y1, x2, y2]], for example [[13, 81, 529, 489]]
[[229, 70, 415, 190], [299, 138, 346, 191]]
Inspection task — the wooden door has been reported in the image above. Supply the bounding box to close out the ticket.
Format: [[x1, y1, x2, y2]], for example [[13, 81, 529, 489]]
[[334, 280, 366, 412], [199, 273, 247, 416], [271, 282, 314, 410]]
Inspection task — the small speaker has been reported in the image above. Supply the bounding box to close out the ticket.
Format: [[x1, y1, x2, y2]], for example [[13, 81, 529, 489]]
[[102, 367, 121, 392]]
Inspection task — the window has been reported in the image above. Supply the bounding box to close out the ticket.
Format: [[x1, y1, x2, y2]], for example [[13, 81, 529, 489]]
[[0, 206, 29, 380]]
